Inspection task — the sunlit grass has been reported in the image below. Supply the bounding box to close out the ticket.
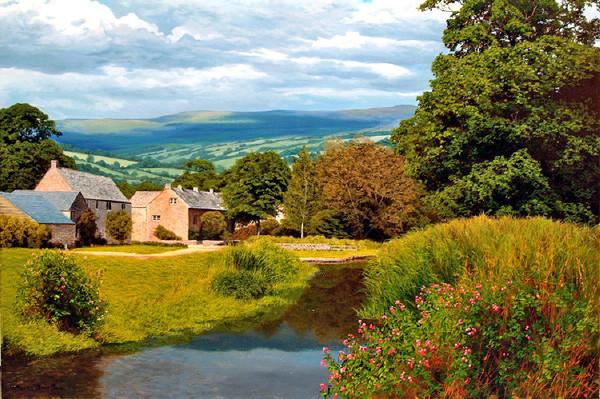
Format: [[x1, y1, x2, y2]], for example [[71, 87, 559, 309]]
[[291, 249, 378, 259], [1, 248, 316, 356], [76, 245, 183, 254]]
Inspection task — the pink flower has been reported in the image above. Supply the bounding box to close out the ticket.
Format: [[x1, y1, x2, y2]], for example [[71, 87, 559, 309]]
[[340, 367, 346, 374], [418, 348, 427, 356], [320, 383, 327, 392], [381, 315, 388, 321], [375, 347, 382, 354], [322, 347, 330, 354], [321, 359, 327, 367], [491, 304, 500, 313], [415, 339, 421, 347], [387, 347, 395, 355], [389, 306, 395, 314], [340, 386, 346, 392]]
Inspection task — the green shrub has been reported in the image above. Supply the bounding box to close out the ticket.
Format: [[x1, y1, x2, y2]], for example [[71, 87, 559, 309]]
[[212, 241, 301, 299], [17, 251, 105, 335], [212, 270, 270, 299], [105, 210, 132, 243], [231, 223, 257, 240], [76, 209, 97, 246], [309, 210, 351, 238], [0, 215, 51, 248], [200, 211, 226, 240], [154, 225, 182, 241], [260, 218, 280, 235]]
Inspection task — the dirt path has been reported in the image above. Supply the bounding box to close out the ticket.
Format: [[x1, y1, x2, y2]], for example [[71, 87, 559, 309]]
[[70, 245, 224, 258]]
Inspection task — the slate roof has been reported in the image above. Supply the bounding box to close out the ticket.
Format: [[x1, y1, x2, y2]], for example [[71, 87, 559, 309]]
[[172, 187, 224, 211], [13, 190, 81, 211], [130, 191, 161, 207], [0, 192, 74, 224], [57, 168, 129, 202]]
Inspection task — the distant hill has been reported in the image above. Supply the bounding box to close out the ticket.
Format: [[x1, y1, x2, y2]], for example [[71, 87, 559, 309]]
[[56, 105, 416, 183]]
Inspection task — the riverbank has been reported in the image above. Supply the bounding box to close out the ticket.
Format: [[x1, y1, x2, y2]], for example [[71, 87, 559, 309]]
[[1, 247, 317, 357]]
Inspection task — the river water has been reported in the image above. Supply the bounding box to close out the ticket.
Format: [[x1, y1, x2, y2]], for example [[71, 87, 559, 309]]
[[2, 264, 365, 398]]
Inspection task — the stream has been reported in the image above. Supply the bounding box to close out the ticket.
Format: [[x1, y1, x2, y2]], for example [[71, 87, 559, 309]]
[[2, 264, 365, 398]]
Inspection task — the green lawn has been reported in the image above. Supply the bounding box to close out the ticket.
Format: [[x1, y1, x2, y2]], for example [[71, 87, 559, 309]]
[[1, 248, 316, 356], [76, 244, 185, 254]]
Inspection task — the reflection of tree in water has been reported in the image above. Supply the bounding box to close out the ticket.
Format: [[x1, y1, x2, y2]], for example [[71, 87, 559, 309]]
[[2, 350, 104, 398], [257, 265, 365, 344]]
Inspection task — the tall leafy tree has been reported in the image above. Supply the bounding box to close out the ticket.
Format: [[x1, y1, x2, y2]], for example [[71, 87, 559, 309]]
[[393, 0, 600, 223], [0, 103, 75, 191], [222, 152, 290, 234], [283, 146, 318, 238], [316, 140, 428, 240]]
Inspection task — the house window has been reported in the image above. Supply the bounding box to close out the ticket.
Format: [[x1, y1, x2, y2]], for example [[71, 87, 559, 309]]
[[169, 198, 177, 205], [121, 203, 126, 210], [152, 215, 161, 221], [95, 200, 99, 209], [106, 201, 112, 210]]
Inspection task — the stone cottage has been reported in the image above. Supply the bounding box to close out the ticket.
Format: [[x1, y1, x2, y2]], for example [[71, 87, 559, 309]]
[[35, 160, 131, 240], [131, 184, 224, 241], [0, 191, 76, 246]]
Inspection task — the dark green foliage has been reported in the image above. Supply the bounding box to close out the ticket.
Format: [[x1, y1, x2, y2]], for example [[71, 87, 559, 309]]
[[154, 225, 182, 241], [105, 210, 132, 243], [0, 103, 75, 191], [173, 159, 219, 190], [212, 270, 269, 300], [18, 251, 105, 335], [199, 211, 226, 240], [309, 210, 351, 239], [212, 242, 301, 299], [222, 151, 290, 232], [393, 1, 600, 223], [0, 216, 51, 248], [76, 209, 97, 246], [116, 181, 162, 199], [260, 219, 280, 236]]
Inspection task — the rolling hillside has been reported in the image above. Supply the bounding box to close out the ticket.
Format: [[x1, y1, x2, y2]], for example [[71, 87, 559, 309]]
[[57, 105, 415, 183]]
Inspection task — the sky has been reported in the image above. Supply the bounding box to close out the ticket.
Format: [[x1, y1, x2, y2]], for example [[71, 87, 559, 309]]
[[0, 0, 451, 119]]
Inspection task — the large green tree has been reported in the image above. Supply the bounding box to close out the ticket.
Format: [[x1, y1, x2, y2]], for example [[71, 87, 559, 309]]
[[222, 152, 290, 234], [393, 0, 600, 223], [282, 146, 319, 238], [0, 103, 75, 191]]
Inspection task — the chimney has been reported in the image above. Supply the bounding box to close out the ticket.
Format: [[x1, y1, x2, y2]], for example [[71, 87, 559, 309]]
[[164, 183, 171, 190], [209, 188, 214, 194], [177, 185, 183, 190], [50, 160, 58, 169], [192, 187, 198, 192]]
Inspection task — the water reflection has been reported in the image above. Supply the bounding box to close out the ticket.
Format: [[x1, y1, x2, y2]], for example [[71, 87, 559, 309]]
[[2, 263, 365, 398]]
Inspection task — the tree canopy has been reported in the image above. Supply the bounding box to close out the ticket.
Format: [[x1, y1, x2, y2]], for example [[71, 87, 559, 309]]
[[282, 146, 319, 238], [222, 151, 290, 233], [393, 0, 600, 223], [316, 140, 428, 240], [0, 103, 75, 191], [172, 159, 219, 191]]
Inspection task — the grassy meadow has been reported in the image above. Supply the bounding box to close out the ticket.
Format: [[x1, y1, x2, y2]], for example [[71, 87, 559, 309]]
[[1, 247, 316, 356], [75, 244, 184, 254]]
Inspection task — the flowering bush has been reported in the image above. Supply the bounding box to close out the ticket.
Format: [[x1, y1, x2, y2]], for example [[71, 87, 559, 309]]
[[18, 251, 105, 336], [322, 280, 597, 398]]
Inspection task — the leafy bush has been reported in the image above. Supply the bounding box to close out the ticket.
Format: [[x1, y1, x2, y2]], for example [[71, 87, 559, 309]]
[[105, 210, 132, 243], [231, 224, 257, 240], [0, 215, 51, 248], [260, 219, 280, 235], [76, 209, 97, 246], [154, 225, 182, 241], [212, 241, 301, 299], [323, 280, 597, 398], [200, 211, 226, 240], [17, 251, 105, 335], [309, 210, 351, 238], [212, 270, 269, 299], [326, 216, 600, 398]]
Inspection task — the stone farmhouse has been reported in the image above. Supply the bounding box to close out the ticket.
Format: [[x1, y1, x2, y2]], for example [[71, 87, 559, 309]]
[[0, 191, 77, 246], [35, 160, 131, 240], [14, 190, 88, 224], [131, 184, 224, 241]]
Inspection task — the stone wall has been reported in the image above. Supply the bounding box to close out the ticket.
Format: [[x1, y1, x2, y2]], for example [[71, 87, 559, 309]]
[[49, 224, 76, 247], [86, 199, 131, 243], [35, 162, 71, 192]]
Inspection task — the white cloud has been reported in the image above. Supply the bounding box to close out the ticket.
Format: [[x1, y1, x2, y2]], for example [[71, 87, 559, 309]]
[[278, 86, 424, 99], [167, 25, 221, 43], [309, 31, 434, 50], [345, 0, 450, 24]]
